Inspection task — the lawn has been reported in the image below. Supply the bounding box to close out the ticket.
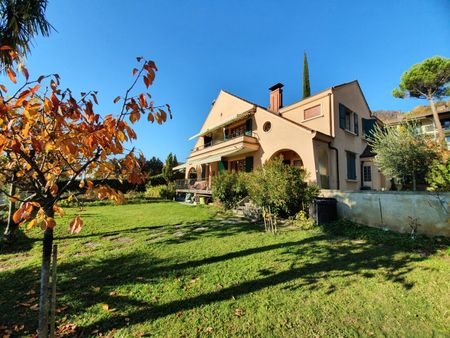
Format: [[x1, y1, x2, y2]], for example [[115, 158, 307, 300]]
[[0, 201, 449, 337]]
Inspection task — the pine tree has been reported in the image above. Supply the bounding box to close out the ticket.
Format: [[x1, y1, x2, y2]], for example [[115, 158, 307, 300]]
[[302, 51, 311, 99]]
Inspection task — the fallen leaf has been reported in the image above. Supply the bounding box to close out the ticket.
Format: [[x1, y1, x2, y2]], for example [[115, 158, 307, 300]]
[[234, 308, 244, 317], [102, 303, 109, 311]]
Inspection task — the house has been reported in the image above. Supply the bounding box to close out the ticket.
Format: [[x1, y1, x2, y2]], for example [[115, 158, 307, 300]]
[[377, 101, 450, 149], [174, 80, 390, 195]]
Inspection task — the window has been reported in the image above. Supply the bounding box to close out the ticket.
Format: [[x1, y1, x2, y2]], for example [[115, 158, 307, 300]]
[[346, 151, 357, 180], [363, 165, 372, 182], [339, 103, 359, 135], [304, 105, 321, 120], [230, 159, 246, 172], [263, 121, 272, 132], [362, 118, 377, 138]]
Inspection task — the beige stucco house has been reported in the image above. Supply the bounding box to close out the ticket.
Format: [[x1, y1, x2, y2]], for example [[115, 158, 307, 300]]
[[175, 80, 390, 194]]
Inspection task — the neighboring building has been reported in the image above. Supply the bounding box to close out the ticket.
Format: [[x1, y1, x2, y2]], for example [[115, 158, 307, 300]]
[[377, 102, 450, 149], [175, 80, 390, 195]]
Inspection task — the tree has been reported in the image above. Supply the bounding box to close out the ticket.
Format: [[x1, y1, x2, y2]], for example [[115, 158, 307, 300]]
[[161, 152, 178, 183], [302, 51, 310, 99], [144, 156, 163, 176], [0, 0, 53, 68], [393, 56, 450, 143], [0, 50, 171, 336], [247, 158, 318, 217], [368, 123, 439, 191]]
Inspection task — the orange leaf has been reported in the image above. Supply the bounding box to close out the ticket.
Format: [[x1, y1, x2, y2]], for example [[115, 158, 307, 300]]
[[132, 68, 139, 76], [7, 68, 16, 84], [139, 93, 147, 108], [113, 96, 121, 103], [44, 217, 56, 229], [0, 45, 12, 50], [147, 113, 154, 123], [12, 208, 24, 223], [69, 215, 83, 234], [21, 65, 29, 80], [0, 84, 7, 92]]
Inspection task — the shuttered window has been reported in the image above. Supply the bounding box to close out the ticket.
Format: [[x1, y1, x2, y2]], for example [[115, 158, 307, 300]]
[[346, 152, 357, 180], [362, 118, 377, 138], [354, 113, 359, 135], [304, 105, 321, 120]]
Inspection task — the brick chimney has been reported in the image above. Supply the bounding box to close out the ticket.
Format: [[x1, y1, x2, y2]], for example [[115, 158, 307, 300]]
[[269, 83, 284, 112]]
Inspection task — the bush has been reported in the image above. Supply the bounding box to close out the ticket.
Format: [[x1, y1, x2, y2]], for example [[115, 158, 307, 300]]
[[293, 210, 316, 230], [212, 172, 248, 209], [160, 183, 176, 200], [247, 158, 319, 217], [145, 184, 175, 200], [426, 158, 450, 192]]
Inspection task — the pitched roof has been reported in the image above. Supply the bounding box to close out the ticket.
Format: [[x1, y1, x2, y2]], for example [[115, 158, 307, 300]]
[[360, 144, 376, 158]]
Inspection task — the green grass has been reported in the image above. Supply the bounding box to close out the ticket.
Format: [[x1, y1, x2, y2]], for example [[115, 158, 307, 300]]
[[1, 201, 449, 337]]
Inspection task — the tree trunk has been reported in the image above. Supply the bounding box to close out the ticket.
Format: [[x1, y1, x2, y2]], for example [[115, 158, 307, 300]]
[[428, 96, 445, 145], [3, 181, 17, 241], [38, 215, 54, 338]]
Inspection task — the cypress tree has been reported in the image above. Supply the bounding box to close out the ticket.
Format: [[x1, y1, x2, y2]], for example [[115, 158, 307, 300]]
[[302, 52, 311, 99]]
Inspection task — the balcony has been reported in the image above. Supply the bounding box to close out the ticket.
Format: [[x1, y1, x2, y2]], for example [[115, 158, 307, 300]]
[[189, 133, 259, 159]]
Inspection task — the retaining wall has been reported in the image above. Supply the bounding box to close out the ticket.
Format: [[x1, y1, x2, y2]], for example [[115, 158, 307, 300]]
[[320, 190, 450, 237]]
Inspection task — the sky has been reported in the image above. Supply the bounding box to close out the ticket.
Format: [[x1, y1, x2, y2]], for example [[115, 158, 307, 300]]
[[15, 0, 450, 161]]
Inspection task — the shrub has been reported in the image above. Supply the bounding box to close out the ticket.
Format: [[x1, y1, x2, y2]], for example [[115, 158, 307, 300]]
[[145, 185, 164, 198], [247, 158, 319, 217], [212, 172, 248, 209], [293, 210, 316, 230], [145, 183, 176, 200], [426, 158, 450, 192], [160, 183, 176, 200]]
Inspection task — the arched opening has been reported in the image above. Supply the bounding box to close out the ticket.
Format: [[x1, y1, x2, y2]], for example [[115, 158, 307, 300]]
[[270, 149, 303, 168], [188, 167, 198, 180]]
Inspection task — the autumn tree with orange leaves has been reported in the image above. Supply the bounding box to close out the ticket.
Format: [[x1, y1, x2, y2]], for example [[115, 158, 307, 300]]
[[0, 47, 171, 336]]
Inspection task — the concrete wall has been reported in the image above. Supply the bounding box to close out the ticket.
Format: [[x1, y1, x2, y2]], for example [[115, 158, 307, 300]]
[[321, 190, 450, 237]]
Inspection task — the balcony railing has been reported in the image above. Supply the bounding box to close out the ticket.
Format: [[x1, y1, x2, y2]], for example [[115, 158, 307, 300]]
[[193, 130, 253, 152], [175, 179, 209, 191]]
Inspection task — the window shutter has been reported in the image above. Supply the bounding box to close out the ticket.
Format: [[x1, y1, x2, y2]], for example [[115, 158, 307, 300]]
[[354, 113, 359, 135], [245, 156, 253, 172], [218, 161, 228, 174], [245, 119, 252, 136], [346, 152, 356, 180], [339, 104, 346, 130]]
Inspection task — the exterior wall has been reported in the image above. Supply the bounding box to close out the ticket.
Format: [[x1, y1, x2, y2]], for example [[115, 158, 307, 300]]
[[360, 158, 391, 191], [252, 107, 317, 181], [321, 190, 450, 237], [279, 90, 333, 136], [331, 83, 373, 191]]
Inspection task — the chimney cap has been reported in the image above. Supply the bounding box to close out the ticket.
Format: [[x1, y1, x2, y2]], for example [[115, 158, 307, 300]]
[[269, 83, 284, 91]]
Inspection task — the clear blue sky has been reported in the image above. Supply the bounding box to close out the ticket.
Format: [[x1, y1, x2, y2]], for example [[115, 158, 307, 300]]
[[18, 0, 450, 161]]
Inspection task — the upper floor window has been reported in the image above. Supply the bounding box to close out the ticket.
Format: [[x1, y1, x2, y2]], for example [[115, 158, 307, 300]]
[[304, 105, 321, 120], [362, 118, 377, 138], [339, 103, 359, 135]]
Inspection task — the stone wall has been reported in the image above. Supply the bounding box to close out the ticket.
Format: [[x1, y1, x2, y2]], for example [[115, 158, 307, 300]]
[[320, 190, 450, 237]]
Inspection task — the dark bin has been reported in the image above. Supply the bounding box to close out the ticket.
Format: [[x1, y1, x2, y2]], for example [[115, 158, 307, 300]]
[[310, 198, 337, 225]]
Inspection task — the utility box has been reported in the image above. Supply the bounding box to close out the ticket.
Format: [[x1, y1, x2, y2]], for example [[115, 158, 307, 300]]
[[310, 198, 338, 225]]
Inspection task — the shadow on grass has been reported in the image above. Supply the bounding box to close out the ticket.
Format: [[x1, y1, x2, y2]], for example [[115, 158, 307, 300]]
[[1, 219, 448, 336], [0, 226, 38, 254]]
